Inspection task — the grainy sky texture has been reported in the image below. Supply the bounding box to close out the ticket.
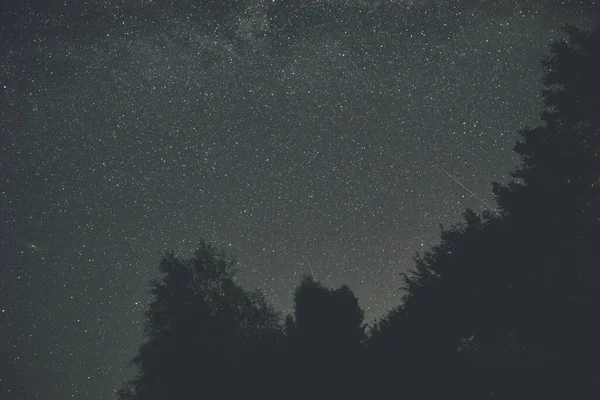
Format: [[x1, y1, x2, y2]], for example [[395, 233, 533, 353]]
[[1, 1, 598, 399]]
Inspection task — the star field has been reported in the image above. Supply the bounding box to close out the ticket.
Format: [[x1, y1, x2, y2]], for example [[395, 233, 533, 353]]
[[1, 1, 598, 399]]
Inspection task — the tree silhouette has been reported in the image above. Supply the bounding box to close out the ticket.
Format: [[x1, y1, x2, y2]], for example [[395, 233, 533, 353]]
[[489, 24, 600, 400], [367, 210, 508, 400], [285, 275, 366, 399], [118, 241, 282, 400], [369, 24, 600, 400]]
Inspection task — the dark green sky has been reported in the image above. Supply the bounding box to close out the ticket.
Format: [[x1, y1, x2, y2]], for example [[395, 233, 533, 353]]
[[1, 1, 598, 399]]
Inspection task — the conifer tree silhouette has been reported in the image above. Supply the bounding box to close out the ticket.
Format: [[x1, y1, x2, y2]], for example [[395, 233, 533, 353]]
[[368, 24, 600, 400], [490, 24, 600, 400]]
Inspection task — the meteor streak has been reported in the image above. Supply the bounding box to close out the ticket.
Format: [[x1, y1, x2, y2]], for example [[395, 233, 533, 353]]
[[299, 262, 317, 279], [441, 168, 500, 215], [308, 265, 316, 279]]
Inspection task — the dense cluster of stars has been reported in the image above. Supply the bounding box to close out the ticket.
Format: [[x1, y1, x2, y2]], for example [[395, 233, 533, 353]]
[[1, 1, 597, 399]]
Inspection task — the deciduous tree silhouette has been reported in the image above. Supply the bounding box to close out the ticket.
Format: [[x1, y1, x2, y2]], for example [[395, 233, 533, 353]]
[[117, 241, 282, 400], [285, 275, 366, 399]]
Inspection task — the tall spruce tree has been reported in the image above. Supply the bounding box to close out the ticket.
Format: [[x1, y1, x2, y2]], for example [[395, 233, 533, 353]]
[[368, 24, 600, 400], [489, 24, 600, 400]]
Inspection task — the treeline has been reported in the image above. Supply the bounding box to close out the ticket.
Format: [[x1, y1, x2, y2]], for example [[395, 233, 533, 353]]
[[118, 25, 600, 400]]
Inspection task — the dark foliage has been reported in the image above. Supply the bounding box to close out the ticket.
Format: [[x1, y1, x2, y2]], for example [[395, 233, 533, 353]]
[[118, 241, 284, 400], [284, 276, 366, 398], [370, 23, 600, 400]]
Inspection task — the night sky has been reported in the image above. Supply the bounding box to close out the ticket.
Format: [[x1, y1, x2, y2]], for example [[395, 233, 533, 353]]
[[1, 1, 598, 399]]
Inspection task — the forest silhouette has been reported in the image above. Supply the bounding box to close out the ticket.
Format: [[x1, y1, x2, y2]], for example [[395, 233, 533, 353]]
[[117, 24, 600, 400]]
